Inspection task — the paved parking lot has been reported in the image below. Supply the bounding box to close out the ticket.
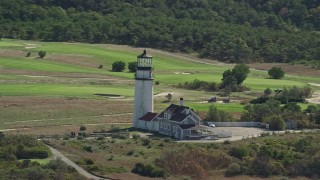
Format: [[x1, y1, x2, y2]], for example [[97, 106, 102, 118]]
[[179, 127, 269, 143]]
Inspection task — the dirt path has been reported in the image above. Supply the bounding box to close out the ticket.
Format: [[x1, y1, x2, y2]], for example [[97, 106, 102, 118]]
[[47, 145, 107, 180], [307, 83, 320, 104]]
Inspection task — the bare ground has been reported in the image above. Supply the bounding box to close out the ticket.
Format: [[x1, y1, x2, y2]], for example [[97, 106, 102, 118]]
[[0, 96, 133, 131], [250, 63, 320, 77]]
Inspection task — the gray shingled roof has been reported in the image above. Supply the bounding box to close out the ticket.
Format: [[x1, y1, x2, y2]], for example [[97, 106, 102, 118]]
[[158, 104, 190, 122]]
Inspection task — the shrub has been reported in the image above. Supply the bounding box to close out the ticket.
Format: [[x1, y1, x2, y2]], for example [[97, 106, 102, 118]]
[[78, 132, 87, 137], [268, 67, 285, 79], [155, 81, 160, 85], [38, 51, 46, 58], [141, 138, 151, 146], [127, 150, 134, 156], [132, 134, 140, 140], [84, 158, 94, 165], [225, 163, 242, 176], [79, 126, 86, 131], [131, 163, 165, 178], [165, 93, 172, 102], [83, 145, 93, 152], [264, 88, 272, 96], [128, 61, 137, 72], [97, 136, 105, 140], [112, 61, 126, 72], [26, 52, 31, 57], [107, 155, 114, 161], [229, 146, 249, 159]]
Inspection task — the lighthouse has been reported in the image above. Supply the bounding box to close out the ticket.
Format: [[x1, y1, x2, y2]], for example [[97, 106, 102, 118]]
[[132, 50, 154, 128]]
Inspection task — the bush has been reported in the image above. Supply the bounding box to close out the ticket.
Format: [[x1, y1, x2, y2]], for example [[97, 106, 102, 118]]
[[127, 150, 134, 156], [155, 81, 160, 85], [112, 61, 126, 72], [165, 93, 172, 102], [84, 158, 94, 165], [79, 126, 86, 131], [107, 155, 114, 161], [229, 147, 249, 159], [132, 134, 140, 140], [83, 145, 93, 152], [131, 163, 165, 178], [26, 52, 31, 57], [128, 61, 137, 72], [38, 51, 46, 58], [268, 67, 285, 79], [141, 138, 151, 146], [225, 163, 242, 176]]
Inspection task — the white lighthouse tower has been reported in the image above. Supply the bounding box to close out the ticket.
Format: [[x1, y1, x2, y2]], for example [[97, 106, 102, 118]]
[[132, 50, 154, 128]]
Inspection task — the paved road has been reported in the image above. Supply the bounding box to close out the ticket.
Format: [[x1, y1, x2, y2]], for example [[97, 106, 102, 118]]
[[47, 145, 107, 180]]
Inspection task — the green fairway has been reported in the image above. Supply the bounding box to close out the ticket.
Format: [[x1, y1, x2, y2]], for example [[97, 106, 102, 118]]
[[1, 39, 320, 91], [0, 38, 319, 117]]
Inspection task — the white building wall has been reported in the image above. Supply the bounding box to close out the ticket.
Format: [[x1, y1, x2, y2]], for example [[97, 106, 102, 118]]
[[132, 80, 153, 128]]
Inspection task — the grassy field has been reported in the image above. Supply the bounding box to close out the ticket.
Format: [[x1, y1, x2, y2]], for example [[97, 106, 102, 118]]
[[0, 38, 319, 132]]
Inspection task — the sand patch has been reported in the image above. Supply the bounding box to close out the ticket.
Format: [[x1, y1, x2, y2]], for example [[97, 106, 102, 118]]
[[174, 72, 192, 75], [154, 92, 179, 97], [308, 83, 320, 87]]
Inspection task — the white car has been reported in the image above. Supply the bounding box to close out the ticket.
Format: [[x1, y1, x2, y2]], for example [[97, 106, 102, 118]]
[[209, 124, 215, 128]]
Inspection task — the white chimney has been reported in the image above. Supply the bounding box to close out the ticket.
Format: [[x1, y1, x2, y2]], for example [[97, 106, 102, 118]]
[[180, 98, 184, 106]]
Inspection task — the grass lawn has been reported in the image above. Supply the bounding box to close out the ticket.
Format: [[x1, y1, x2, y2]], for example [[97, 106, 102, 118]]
[[0, 38, 319, 132], [2, 38, 319, 90], [18, 158, 51, 165]]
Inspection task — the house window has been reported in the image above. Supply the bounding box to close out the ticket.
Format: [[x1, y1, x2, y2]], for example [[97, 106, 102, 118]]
[[168, 124, 171, 130], [164, 113, 167, 119], [160, 122, 163, 128], [164, 124, 167, 129]]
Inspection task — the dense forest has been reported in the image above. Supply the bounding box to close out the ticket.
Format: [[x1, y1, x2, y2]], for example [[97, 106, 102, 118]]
[[0, 0, 319, 63]]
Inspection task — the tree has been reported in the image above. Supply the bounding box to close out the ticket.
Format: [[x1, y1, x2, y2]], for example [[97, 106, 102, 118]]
[[128, 61, 137, 72], [268, 67, 285, 79], [38, 51, 46, 58], [206, 105, 234, 122], [221, 64, 250, 87], [231, 64, 250, 85], [112, 61, 126, 72], [262, 115, 285, 130]]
